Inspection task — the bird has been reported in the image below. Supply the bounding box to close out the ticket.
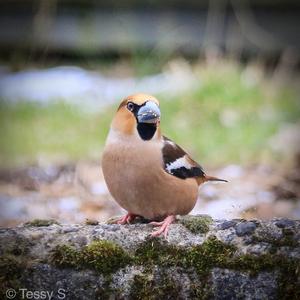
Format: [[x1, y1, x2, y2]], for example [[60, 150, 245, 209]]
[[102, 93, 227, 237]]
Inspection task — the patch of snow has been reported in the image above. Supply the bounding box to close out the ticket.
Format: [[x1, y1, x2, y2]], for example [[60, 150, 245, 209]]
[[0, 64, 198, 111]]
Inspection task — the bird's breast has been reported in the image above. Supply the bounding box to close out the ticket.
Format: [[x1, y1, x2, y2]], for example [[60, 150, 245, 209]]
[[102, 139, 161, 196], [101, 136, 198, 219]]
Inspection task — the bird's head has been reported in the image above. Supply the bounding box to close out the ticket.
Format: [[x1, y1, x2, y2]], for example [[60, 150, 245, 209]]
[[111, 93, 161, 141]]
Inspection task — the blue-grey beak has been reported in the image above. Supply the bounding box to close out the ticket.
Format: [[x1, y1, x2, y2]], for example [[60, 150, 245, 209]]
[[137, 101, 161, 124]]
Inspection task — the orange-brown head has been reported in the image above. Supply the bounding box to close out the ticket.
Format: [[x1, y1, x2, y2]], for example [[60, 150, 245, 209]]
[[111, 93, 161, 140]]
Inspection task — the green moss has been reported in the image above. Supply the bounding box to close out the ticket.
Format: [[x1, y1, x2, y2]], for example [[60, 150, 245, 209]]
[[0, 254, 27, 299], [280, 228, 298, 247], [50, 236, 300, 298], [130, 271, 181, 300], [186, 236, 236, 275], [50, 240, 132, 275], [132, 236, 236, 298], [50, 244, 79, 268], [278, 265, 300, 300], [24, 219, 59, 227], [85, 219, 99, 226], [178, 215, 213, 234], [81, 240, 131, 273], [0, 254, 25, 281], [189, 280, 212, 300], [134, 238, 184, 267], [130, 273, 154, 300], [134, 236, 235, 275], [134, 236, 300, 298]]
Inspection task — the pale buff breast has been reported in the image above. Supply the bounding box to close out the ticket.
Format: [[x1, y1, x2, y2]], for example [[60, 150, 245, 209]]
[[101, 130, 199, 220]]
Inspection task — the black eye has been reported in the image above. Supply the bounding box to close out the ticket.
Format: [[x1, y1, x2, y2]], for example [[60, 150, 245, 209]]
[[127, 102, 134, 111]]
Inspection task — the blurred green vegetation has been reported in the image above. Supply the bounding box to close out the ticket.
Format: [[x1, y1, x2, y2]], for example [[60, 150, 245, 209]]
[[159, 64, 300, 166], [0, 61, 299, 167], [0, 102, 113, 166]]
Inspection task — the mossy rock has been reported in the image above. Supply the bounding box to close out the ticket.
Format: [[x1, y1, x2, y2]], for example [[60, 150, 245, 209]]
[[130, 271, 181, 300], [24, 219, 59, 227], [1, 219, 299, 299], [0, 254, 27, 299], [85, 219, 99, 226], [50, 240, 132, 275], [178, 214, 213, 234]]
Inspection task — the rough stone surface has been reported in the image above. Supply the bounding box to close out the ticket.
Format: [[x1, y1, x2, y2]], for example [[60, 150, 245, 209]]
[[217, 220, 237, 230], [211, 268, 278, 300], [0, 216, 299, 300], [235, 221, 257, 236]]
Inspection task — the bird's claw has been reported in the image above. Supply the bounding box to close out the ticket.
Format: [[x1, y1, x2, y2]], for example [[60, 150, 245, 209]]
[[116, 213, 136, 225], [150, 215, 175, 238], [149, 220, 164, 226]]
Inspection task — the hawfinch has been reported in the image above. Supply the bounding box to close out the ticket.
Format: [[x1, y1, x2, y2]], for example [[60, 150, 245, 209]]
[[102, 93, 226, 237]]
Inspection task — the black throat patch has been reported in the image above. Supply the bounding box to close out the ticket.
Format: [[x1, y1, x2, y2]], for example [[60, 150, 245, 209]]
[[137, 123, 157, 140]]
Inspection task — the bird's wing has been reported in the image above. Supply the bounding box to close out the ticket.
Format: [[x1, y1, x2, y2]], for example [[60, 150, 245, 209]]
[[161, 136, 205, 180]]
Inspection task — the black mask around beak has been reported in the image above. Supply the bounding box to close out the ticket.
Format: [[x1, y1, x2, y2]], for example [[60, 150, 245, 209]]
[[137, 101, 161, 124]]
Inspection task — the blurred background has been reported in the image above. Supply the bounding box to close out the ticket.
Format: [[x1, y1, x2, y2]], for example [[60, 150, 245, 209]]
[[0, 0, 299, 227]]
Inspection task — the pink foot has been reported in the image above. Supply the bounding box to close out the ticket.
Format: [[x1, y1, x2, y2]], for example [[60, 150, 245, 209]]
[[117, 213, 137, 225], [150, 215, 175, 238]]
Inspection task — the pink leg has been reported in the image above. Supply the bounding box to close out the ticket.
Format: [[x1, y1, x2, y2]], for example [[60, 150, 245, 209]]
[[150, 215, 175, 238], [117, 213, 137, 225]]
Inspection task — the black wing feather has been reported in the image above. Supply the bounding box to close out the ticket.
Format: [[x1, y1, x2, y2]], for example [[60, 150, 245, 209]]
[[162, 136, 205, 180]]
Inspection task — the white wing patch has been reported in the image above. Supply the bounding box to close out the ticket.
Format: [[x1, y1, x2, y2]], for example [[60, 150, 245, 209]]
[[165, 139, 176, 146], [162, 135, 205, 179], [166, 155, 192, 174]]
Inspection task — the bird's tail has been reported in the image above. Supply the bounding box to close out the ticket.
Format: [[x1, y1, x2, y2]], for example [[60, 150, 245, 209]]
[[196, 174, 228, 185]]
